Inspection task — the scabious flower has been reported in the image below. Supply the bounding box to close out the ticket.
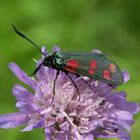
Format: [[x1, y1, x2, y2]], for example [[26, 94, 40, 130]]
[[0, 47, 139, 140]]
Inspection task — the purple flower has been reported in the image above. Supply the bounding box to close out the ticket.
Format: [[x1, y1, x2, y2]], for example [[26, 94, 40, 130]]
[[0, 47, 139, 140]]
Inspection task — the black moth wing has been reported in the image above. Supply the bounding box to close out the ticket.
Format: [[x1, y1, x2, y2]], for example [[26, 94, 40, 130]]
[[60, 52, 124, 86]]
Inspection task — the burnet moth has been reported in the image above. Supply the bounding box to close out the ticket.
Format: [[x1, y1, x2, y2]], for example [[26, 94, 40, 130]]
[[12, 25, 124, 101]]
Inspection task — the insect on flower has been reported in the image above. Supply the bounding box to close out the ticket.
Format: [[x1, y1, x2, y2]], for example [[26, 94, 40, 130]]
[[12, 25, 124, 98]]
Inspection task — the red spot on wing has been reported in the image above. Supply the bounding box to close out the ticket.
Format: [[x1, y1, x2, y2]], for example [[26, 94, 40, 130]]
[[90, 59, 96, 69], [67, 60, 79, 68], [88, 59, 96, 75], [103, 70, 110, 80], [88, 69, 95, 75], [109, 63, 116, 73], [64, 59, 80, 73]]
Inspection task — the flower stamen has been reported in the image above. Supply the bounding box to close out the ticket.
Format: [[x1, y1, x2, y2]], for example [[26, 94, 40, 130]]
[[60, 108, 76, 127]]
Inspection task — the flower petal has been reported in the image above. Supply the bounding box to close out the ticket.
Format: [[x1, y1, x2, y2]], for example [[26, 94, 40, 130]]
[[9, 63, 37, 90], [117, 127, 131, 140], [35, 81, 52, 98], [122, 71, 130, 83], [0, 112, 28, 128], [42, 46, 49, 56], [45, 126, 56, 140], [114, 110, 133, 121], [12, 84, 36, 113], [12, 84, 34, 102], [107, 93, 140, 114], [113, 91, 127, 98], [116, 120, 131, 132], [53, 45, 60, 52], [22, 118, 45, 132]]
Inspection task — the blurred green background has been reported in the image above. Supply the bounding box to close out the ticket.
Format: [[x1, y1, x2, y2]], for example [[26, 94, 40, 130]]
[[0, 0, 140, 140]]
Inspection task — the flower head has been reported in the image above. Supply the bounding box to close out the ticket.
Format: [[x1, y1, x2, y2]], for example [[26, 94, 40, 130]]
[[0, 47, 139, 140]]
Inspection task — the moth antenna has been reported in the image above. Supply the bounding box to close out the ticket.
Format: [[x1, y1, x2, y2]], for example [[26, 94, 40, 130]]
[[12, 24, 45, 56], [30, 62, 43, 76]]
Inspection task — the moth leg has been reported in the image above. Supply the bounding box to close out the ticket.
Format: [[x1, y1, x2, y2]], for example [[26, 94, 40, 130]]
[[50, 70, 60, 105], [75, 74, 91, 87], [65, 72, 80, 100], [81, 76, 91, 87], [30, 63, 43, 76]]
